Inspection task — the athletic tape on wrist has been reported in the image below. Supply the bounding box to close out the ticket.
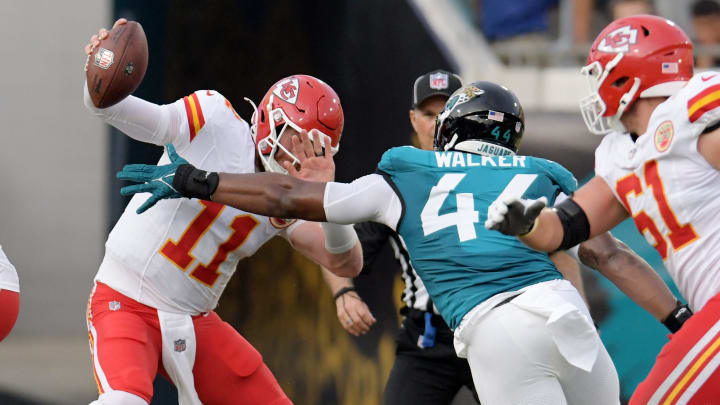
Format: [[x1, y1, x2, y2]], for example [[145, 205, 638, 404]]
[[321, 222, 358, 254]]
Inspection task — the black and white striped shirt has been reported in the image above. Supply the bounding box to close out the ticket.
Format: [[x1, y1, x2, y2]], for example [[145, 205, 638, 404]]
[[354, 221, 437, 313]]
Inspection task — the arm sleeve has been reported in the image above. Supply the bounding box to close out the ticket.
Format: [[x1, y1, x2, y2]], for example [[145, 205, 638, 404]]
[[324, 174, 402, 230], [84, 81, 182, 147]]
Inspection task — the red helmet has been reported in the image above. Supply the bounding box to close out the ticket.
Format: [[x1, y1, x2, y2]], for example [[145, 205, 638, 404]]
[[247, 74, 344, 173], [580, 15, 693, 135]]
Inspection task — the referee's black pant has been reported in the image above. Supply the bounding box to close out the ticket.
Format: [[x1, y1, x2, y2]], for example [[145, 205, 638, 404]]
[[383, 309, 479, 405]]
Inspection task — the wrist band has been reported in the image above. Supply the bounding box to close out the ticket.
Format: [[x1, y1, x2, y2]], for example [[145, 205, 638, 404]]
[[173, 164, 219, 200], [663, 301, 693, 333], [333, 286, 357, 301]]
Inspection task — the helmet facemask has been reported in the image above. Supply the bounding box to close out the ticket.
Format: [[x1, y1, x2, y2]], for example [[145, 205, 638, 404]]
[[247, 94, 337, 174], [580, 53, 641, 135], [581, 16, 694, 136]]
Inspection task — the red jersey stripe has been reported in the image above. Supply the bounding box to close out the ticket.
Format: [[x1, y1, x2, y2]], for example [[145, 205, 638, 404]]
[[191, 93, 205, 133], [659, 331, 720, 404], [688, 83, 720, 107], [689, 97, 720, 123], [183, 96, 197, 141]]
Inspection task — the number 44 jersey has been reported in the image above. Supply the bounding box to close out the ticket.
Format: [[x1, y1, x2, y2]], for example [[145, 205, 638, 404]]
[[595, 72, 720, 312], [375, 147, 577, 329], [95, 90, 300, 315]]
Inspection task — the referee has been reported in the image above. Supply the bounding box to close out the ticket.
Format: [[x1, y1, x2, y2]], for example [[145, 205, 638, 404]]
[[321, 70, 479, 404]]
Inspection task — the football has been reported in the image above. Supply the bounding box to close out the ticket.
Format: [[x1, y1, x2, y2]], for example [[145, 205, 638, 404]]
[[85, 21, 148, 108]]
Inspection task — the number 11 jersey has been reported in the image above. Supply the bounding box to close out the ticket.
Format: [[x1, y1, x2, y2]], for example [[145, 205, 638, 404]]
[[95, 90, 300, 315]]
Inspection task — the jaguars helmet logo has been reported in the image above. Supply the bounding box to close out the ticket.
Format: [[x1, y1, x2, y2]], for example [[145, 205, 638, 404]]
[[439, 86, 485, 123]]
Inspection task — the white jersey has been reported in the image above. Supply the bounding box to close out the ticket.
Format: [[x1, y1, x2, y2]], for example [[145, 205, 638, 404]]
[[0, 245, 19, 293], [88, 89, 302, 314], [595, 72, 720, 311]]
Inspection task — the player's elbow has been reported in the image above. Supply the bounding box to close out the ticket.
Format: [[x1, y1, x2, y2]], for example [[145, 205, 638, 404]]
[[578, 242, 606, 270], [578, 235, 627, 272], [324, 246, 363, 278], [326, 265, 361, 278], [263, 178, 321, 221], [263, 181, 296, 218]]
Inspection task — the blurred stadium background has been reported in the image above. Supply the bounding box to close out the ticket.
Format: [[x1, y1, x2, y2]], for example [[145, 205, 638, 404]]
[[0, 0, 717, 404]]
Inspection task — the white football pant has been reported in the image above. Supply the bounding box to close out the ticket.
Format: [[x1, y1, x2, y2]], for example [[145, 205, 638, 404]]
[[462, 283, 620, 405]]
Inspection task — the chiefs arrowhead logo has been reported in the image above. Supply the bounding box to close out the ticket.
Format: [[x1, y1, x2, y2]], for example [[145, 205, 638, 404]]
[[270, 217, 297, 229], [654, 120, 674, 152], [597, 25, 638, 53], [272, 78, 300, 105]]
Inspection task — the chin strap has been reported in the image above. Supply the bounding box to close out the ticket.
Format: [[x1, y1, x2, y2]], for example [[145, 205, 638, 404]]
[[612, 77, 641, 131], [443, 133, 458, 151]]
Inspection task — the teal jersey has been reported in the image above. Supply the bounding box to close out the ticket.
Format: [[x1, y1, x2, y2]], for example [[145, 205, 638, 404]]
[[377, 146, 578, 329]]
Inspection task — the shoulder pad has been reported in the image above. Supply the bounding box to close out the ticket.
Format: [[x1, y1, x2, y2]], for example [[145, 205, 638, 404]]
[[530, 157, 578, 195], [378, 146, 422, 173], [683, 72, 720, 125], [181, 90, 226, 142]]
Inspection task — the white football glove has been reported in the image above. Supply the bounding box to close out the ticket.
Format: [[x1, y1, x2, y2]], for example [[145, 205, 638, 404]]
[[485, 196, 548, 236]]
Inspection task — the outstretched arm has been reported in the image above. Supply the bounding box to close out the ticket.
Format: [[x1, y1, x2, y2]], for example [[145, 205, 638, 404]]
[[579, 232, 690, 331], [214, 171, 328, 220], [117, 143, 329, 216], [120, 138, 399, 226], [486, 176, 628, 251]]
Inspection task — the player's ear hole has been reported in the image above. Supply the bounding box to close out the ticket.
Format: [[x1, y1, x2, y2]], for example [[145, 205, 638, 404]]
[[612, 76, 629, 88]]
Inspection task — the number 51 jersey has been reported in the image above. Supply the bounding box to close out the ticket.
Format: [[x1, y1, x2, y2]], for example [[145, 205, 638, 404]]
[[96, 90, 300, 315], [595, 72, 720, 312], [377, 147, 577, 329]]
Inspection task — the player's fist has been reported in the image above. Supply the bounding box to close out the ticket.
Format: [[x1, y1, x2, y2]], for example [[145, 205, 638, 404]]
[[485, 196, 547, 236], [335, 291, 376, 336]]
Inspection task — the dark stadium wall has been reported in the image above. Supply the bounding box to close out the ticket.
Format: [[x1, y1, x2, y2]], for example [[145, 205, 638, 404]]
[[109, 1, 457, 404], [109, 0, 168, 229]]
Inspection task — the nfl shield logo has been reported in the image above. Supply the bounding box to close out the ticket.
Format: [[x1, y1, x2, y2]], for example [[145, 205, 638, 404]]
[[108, 301, 121, 311], [174, 339, 186, 352], [93, 48, 115, 70], [429, 72, 449, 90]]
